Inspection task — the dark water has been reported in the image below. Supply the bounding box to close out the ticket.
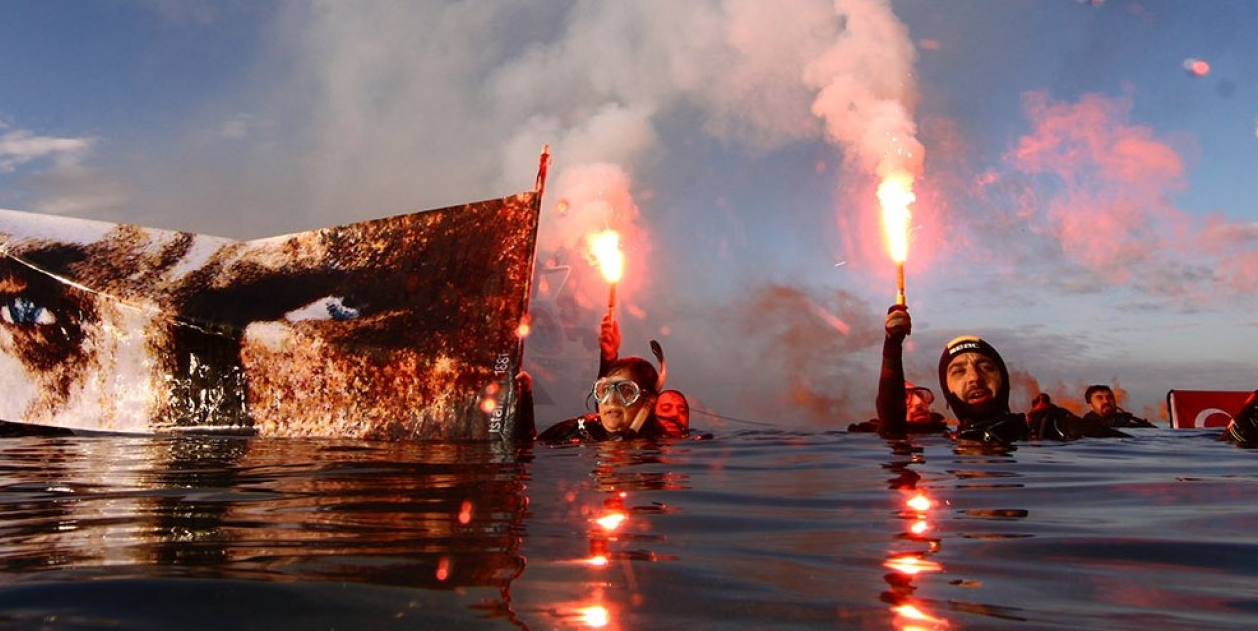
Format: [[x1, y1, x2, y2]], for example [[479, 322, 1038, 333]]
[[0, 428, 1255, 630]]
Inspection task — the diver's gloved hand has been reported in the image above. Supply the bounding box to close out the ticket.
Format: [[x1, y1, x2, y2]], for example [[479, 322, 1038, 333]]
[[1027, 401, 1064, 440], [885, 304, 911, 343], [599, 313, 621, 363], [515, 370, 533, 395], [1225, 390, 1258, 446]]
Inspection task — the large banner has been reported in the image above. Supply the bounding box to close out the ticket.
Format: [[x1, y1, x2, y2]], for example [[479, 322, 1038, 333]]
[[0, 193, 539, 441]]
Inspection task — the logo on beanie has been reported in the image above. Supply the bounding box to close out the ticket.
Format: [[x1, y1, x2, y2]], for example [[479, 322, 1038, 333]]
[[945, 337, 987, 358]]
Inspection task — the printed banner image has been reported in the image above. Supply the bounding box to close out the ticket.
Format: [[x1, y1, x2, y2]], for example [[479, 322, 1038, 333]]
[[0, 193, 539, 441]]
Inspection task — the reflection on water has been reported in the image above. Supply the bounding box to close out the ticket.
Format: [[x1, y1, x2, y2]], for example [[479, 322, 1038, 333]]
[[1, 429, 1258, 630], [0, 437, 528, 594]]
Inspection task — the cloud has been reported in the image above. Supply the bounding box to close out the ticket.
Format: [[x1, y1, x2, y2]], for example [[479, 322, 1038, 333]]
[[926, 90, 1258, 309], [0, 121, 122, 216], [0, 129, 96, 173]]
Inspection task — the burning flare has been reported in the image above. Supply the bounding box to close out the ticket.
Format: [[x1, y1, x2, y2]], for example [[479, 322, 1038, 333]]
[[588, 230, 625, 284], [588, 229, 624, 313], [878, 171, 916, 305]]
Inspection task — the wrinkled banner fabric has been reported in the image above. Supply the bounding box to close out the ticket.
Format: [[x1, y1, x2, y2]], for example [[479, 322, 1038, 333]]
[[0, 192, 539, 441]]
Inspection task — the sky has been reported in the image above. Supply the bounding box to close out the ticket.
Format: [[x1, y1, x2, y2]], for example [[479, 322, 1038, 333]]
[[1, 0, 1256, 429]]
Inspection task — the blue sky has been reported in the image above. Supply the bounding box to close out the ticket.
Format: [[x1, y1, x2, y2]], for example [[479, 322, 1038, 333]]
[[2, 0, 1255, 428]]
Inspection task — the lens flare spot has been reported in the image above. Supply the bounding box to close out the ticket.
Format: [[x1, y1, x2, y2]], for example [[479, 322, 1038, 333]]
[[1183, 57, 1210, 77], [458, 499, 473, 525]]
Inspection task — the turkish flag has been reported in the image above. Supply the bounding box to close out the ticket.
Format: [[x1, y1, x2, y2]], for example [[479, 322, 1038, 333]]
[[1166, 390, 1254, 428]]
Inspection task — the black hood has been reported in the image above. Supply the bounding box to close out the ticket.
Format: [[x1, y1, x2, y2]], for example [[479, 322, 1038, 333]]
[[938, 336, 1011, 422]]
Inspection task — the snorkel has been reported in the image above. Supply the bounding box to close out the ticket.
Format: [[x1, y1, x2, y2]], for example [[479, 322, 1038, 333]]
[[629, 340, 667, 433]]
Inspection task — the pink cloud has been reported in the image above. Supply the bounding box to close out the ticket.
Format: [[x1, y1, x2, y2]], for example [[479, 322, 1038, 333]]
[[1003, 90, 1258, 302]]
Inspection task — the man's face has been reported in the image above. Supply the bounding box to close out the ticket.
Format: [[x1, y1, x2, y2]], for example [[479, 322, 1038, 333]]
[[655, 391, 690, 435], [906, 388, 934, 424], [1089, 389, 1117, 417], [595, 370, 651, 432], [945, 352, 1002, 408]]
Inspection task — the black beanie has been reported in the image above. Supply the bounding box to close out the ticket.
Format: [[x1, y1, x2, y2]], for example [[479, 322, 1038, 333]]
[[938, 336, 1011, 418]]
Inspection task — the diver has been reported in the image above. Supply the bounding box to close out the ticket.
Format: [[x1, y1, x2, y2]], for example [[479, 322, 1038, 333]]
[[1221, 390, 1258, 447], [536, 355, 672, 444], [939, 335, 1128, 443], [1082, 384, 1156, 428], [654, 389, 690, 437], [595, 312, 691, 438], [850, 305, 949, 435]]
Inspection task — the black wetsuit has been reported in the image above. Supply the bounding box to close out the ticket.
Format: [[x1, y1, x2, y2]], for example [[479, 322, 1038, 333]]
[[955, 412, 1031, 442], [865, 313, 952, 437], [536, 414, 667, 445], [1082, 410, 1156, 429], [1028, 405, 1131, 440], [849, 413, 948, 434]]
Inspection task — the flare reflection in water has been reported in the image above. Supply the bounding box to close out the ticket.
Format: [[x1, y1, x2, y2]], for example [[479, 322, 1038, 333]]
[[0, 435, 531, 620], [882, 439, 951, 631], [537, 440, 687, 630]]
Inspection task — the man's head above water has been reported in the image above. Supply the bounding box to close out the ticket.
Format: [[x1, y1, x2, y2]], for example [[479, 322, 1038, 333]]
[[904, 381, 936, 424], [591, 356, 658, 433], [938, 336, 1011, 421], [1085, 384, 1118, 418]]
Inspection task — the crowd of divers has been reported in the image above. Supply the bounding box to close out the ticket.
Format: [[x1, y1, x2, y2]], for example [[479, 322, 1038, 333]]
[[524, 307, 1258, 448]]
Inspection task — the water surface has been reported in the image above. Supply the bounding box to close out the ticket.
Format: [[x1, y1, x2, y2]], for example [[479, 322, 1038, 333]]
[[0, 428, 1254, 630]]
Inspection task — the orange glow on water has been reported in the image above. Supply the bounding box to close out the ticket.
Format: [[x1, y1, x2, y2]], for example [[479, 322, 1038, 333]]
[[578, 605, 610, 628], [886, 555, 942, 575], [910, 519, 930, 535], [894, 603, 948, 627], [906, 493, 932, 511], [588, 230, 625, 283], [596, 512, 627, 531], [585, 554, 609, 567]]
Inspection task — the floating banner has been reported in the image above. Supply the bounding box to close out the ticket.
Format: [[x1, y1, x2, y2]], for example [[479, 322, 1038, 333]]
[[0, 192, 539, 441]]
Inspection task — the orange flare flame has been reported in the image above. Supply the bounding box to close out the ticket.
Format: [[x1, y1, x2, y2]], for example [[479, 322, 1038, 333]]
[[588, 230, 625, 284], [878, 172, 915, 264]]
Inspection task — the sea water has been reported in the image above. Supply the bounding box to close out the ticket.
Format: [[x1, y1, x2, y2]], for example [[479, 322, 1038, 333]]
[[0, 427, 1254, 630]]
